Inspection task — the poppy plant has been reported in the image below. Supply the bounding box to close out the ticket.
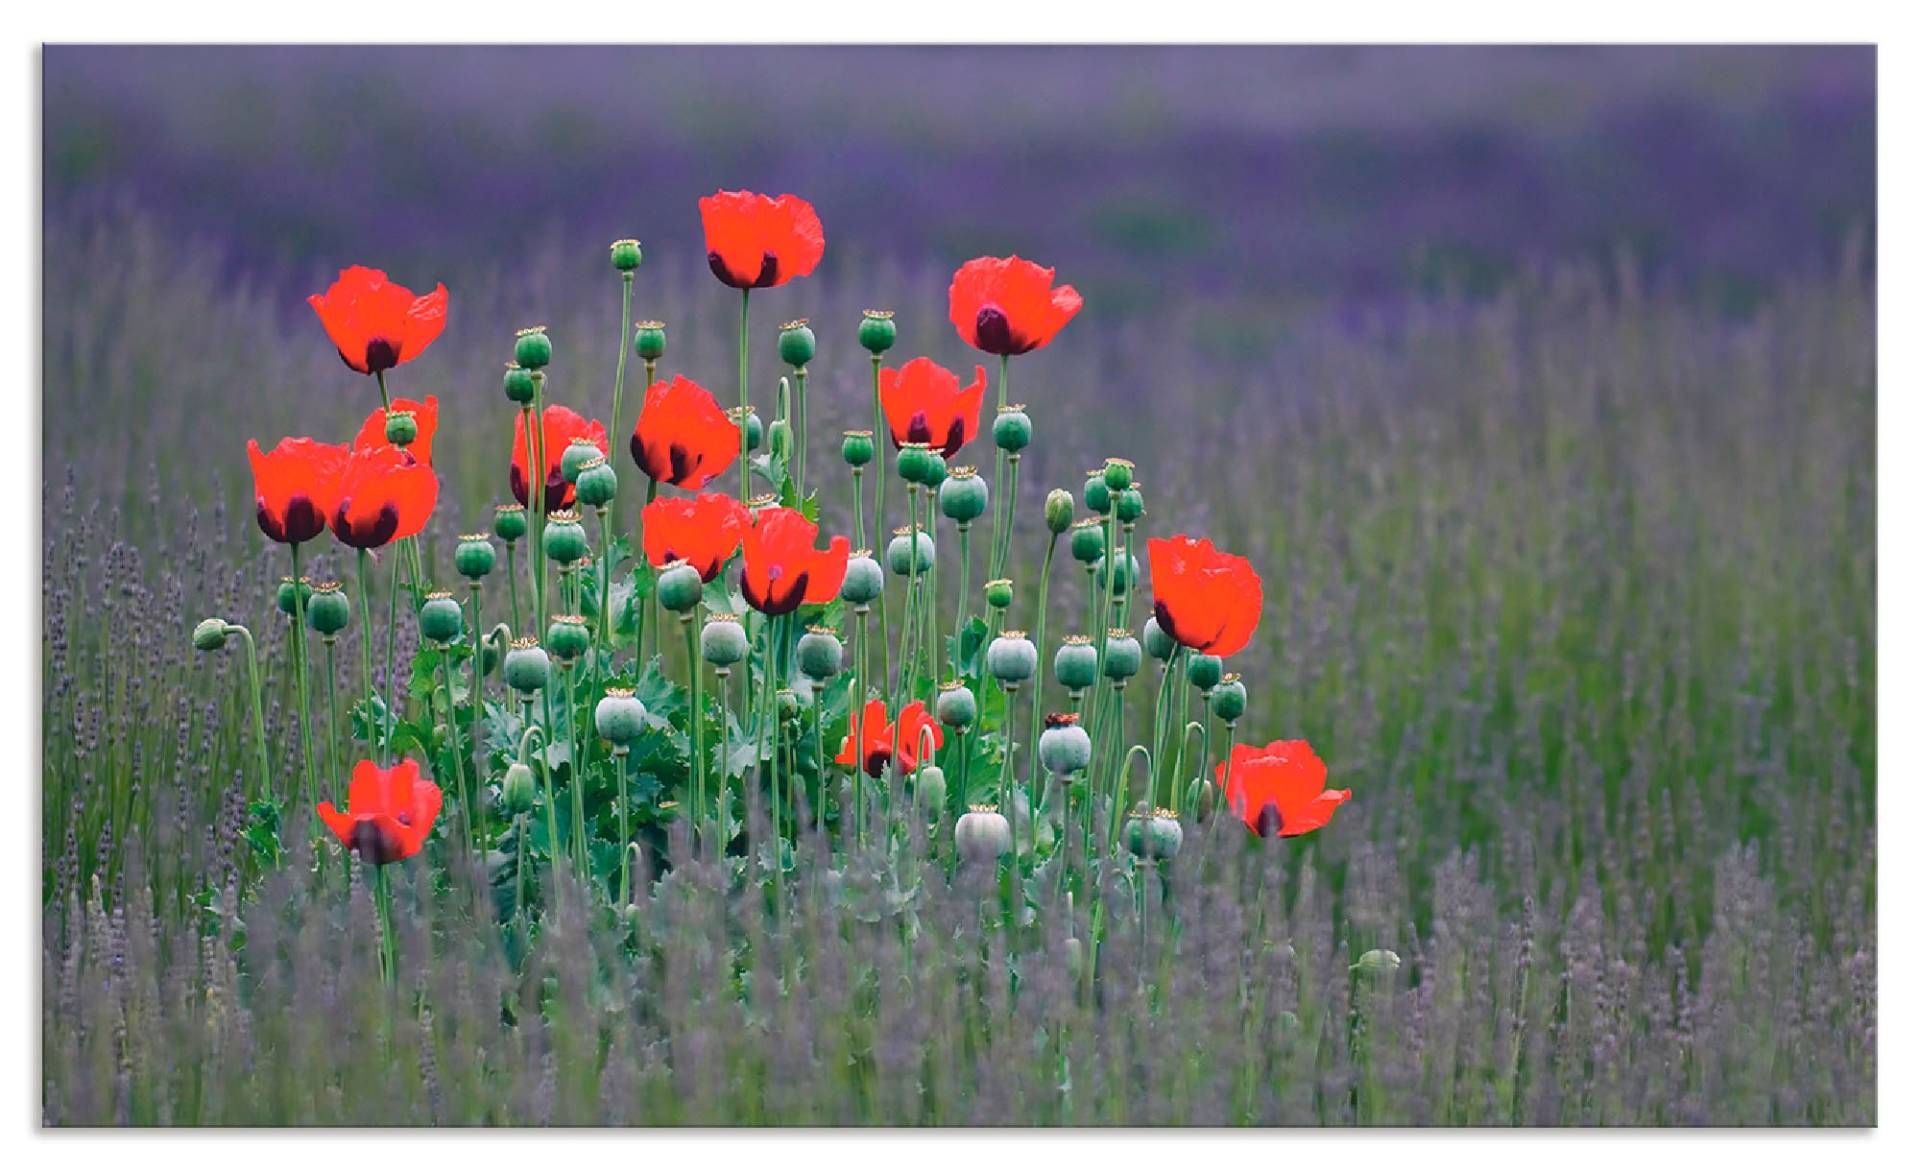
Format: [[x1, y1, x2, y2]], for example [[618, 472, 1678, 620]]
[[837, 698, 943, 778], [641, 492, 750, 581], [329, 446, 439, 550], [879, 357, 988, 459], [629, 375, 740, 490], [1216, 738, 1350, 839], [512, 404, 609, 512], [353, 395, 441, 464], [699, 190, 826, 290], [247, 437, 347, 545], [948, 255, 1083, 356], [308, 265, 448, 375], [317, 758, 444, 864], [1146, 534, 1263, 658], [739, 506, 851, 616]]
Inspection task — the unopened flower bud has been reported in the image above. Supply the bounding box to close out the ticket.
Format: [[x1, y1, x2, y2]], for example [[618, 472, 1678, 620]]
[[1069, 518, 1106, 564], [939, 468, 989, 525], [493, 503, 528, 543], [842, 429, 875, 468], [1038, 712, 1092, 774], [955, 806, 1011, 861], [514, 326, 552, 370], [993, 405, 1032, 453], [503, 761, 537, 814], [767, 418, 793, 464], [306, 583, 351, 637], [192, 618, 229, 653], [986, 631, 1037, 685], [542, 510, 589, 565], [656, 561, 704, 613], [503, 638, 551, 694], [1103, 629, 1142, 681], [983, 577, 1014, 610], [595, 688, 648, 746], [455, 534, 496, 580], [1186, 653, 1223, 692], [503, 363, 536, 404], [1352, 949, 1403, 976], [1190, 777, 1218, 822], [778, 319, 816, 368], [839, 553, 884, 605], [609, 238, 643, 272], [936, 681, 977, 728], [575, 458, 618, 508], [419, 591, 464, 644], [1044, 489, 1075, 534], [1053, 636, 1097, 691], [701, 614, 748, 666], [858, 309, 897, 355], [887, 528, 935, 576], [1210, 675, 1247, 722], [914, 766, 947, 816], [796, 626, 844, 680], [1143, 616, 1175, 661], [632, 320, 667, 362]]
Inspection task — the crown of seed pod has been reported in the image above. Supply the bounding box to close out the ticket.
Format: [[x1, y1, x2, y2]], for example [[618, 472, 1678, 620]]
[[1125, 807, 1184, 860], [514, 325, 553, 370], [701, 612, 749, 666], [419, 590, 464, 644], [1044, 488, 1075, 534], [840, 551, 884, 605], [595, 687, 649, 747], [657, 559, 704, 613], [493, 503, 528, 542], [986, 630, 1038, 685], [503, 637, 550, 694], [779, 319, 816, 368], [842, 429, 875, 468], [936, 679, 977, 728], [1038, 711, 1093, 775], [455, 534, 496, 580], [306, 581, 352, 637], [632, 320, 666, 362], [796, 625, 844, 680], [858, 309, 897, 355], [546, 614, 591, 661], [938, 466, 989, 524], [1054, 634, 1098, 690], [1070, 517, 1107, 563], [503, 362, 536, 405], [993, 403, 1032, 453], [609, 238, 643, 272], [574, 454, 619, 508]]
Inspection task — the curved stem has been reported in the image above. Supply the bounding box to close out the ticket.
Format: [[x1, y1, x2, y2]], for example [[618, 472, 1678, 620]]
[[229, 624, 272, 804]]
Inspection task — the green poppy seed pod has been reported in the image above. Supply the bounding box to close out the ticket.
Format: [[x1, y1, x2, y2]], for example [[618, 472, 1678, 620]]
[[419, 592, 465, 644], [1353, 949, 1403, 976], [513, 326, 552, 370], [778, 319, 816, 368], [767, 418, 793, 464], [656, 562, 704, 613], [276, 576, 313, 618], [560, 438, 601, 484], [493, 504, 528, 543], [1037, 713, 1093, 775], [939, 468, 989, 525], [595, 688, 649, 746], [306, 583, 351, 637], [777, 688, 802, 721], [609, 238, 643, 272], [727, 406, 763, 452], [546, 615, 591, 662], [1126, 809, 1184, 860], [896, 443, 934, 485], [503, 639, 551, 694], [383, 409, 418, 448], [936, 681, 977, 728], [993, 405, 1032, 453], [632, 320, 667, 362], [955, 806, 1011, 861], [842, 429, 875, 468], [1095, 553, 1140, 591], [455, 534, 496, 580], [191, 617, 229, 653], [1186, 653, 1223, 692], [1083, 472, 1111, 515], [1210, 676, 1247, 722], [701, 615, 748, 667], [983, 577, 1014, 611], [503, 363, 536, 405], [575, 459, 619, 508], [887, 528, 936, 576], [858, 309, 897, 355], [985, 631, 1037, 685], [839, 553, 884, 605], [1044, 489, 1075, 535], [1103, 629, 1142, 681], [1102, 458, 1134, 492], [542, 511, 590, 565], [1143, 616, 1175, 661], [1053, 636, 1097, 691], [503, 761, 537, 814], [1069, 518, 1106, 564], [921, 452, 948, 489], [1114, 488, 1145, 525], [796, 626, 844, 681], [914, 766, 947, 816]]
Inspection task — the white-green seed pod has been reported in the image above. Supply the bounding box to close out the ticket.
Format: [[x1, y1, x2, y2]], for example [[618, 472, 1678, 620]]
[[1142, 615, 1175, 661], [985, 631, 1038, 684], [1037, 713, 1093, 775], [840, 553, 884, 605], [796, 626, 844, 680], [954, 806, 1011, 861], [701, 615, 748, 667], [887, 528, 936, 575], [594, 688, 648, 747]]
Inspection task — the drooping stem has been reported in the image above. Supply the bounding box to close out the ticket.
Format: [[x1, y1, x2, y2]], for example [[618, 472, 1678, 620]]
[[288, 544, 318, 829], [229, 624, 272, 804]]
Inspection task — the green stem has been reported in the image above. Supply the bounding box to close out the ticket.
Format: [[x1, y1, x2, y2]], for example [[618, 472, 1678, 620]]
[[436, 643, 470, 853], [738, 289, 752, 505], [683, 613, 706, 845], [468, 584, 487, 850], [871, 357, 892, 686], [988, 355, 1009, 579], [610, 272, 635, 535], [853, 608, 869, 844], [322, 638, 343, 802], [229, 624, 272, 804], [952, 523, 972, 663], [999, 453, 1022, 586], [596, 508, 614, 650], [504, 543, 523, 634], [616, 748, 632, 906], [852, 466, 867, 558], [288, 544, 318, 827], [539, 687, 563, 891], [1027, 535, 1058, 802], [372, 862, 395, 984], [354, 550, 378, 760], [794, 366, 809, 495], [385, 552, 404, 762]]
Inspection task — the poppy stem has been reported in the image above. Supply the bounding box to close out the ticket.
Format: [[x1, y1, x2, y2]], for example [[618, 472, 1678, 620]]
[[537, 686, 563, 894], [1026, 534, 1059, 807], [385, 553, 405, 763], [1219, 721, 1237, 809], [738, 288, 751, 505], [354, 550, 378, 760], [682, 611, 705, 847], [467, 583, 488, 851], [922, 490, 939, 677], [852, 608, 869, 845], [322, 637, 343, 805], [851, 466, 866, 555], [1150, 648, 1183, 809], [609, 271, 635, 537], [870, 356, 892, 688], [615, 747, 631, 906], [563, 666, 587, 879], [225, 623, 272, 805], [504, 544, 523, 634], [999, 453, 1023, 588], [372, 862, 395, 984], [374, 368, 393, 415], [997, 683, 1018, 827], [793, 365, 809, 496], [595, 507, 614, 651], [436, 642, 471, 854], [988, 354, 1009, 579], [288, 545, 319, 833], [952, 523, 971, 663], [525, 387, 548, 632]]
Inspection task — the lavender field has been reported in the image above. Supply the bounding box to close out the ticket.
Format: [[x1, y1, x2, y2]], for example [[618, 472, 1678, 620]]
[[40, 45, 1875, 1126]]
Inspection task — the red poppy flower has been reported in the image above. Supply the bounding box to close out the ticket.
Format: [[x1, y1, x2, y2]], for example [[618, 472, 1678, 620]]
[[247, 437, 348, 545], [629, 375, 740, 489], [511, 404, 609, 512], [739, 506, 850, 616], [1147, 535, 1263, 658], [317, 757, 444, 864], [948, 255, 1083, 356], [837, 698, 943, 779], [352, 395, 440, 464], [329, 446, 439, 550], [641, 492, 750, 581], [699, 190, 825, 290], [1216, 738, 1349, 838], [308, 266, 448, 375], [878, 357, 988, 458]]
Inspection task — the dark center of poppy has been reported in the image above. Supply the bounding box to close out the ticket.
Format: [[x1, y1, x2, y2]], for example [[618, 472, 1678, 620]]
[[349, 818, 405, 865], [363, 337, 400, 374], [1254, 802, 1284, 838], [864, 748, 892, 778], [974, 304, 1024, 355], [905, 410, 933, 445]]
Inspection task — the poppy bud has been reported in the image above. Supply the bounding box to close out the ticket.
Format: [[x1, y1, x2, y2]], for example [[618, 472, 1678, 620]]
[[1083, 472, 1110, 515], [983, 577, 1014, 610], [839, 553, 884, 606], [503, 363, 536, 405], [896, 443, 935, 485], [561, 438, 602, 485], [419, 591, 464, 644], [503, 761, 537, 814], [914, 766, 947, 816], [1102, 458, 1134, 492], [1143, 616, 1175, 661], [1053, 636, 1097, 691], [1095, 553, 1139, 591], [191, 617, 229, 653], [701, 614, 748, 667], [276, 576, 313, 618], [503, 638, 551, 694], [776, 688, 803, 722], [986, 631, 1037, 685], [1189, 777, 1217, 822], [656, 561, 704, 613], [1044, 489, 1075, 535], [842, 429, 875, 468], [542, 511, 590, 565], [796, 626, 844, 681], [455, 534, 496, 580], [546, 615, 591, 662], [1186, 653, 1223, 692], [887, 528, 935, 576], [938, 468, 989, 525], [1114, 488, 1145, 526], [1352, 949, 1403, 976], [609, 238, 643, 272], [514, 326, 553, 370], [575, 458, 619, 508], [1103, 629, 1142, 681], [1038, 712, 1092, 774], [727, 406, 763, 452], [993, 405, 1032, 453], [307, 582, 352, 637], [493, 503, 528, 543], [955, 806, 1011, 861], [936, 680, 977, 728], [1069, 518, 1106, 564], [858, 309, 897, 355], [595, 687, 649, 747], [1125, 808, 1184, 860], [768, 418, 793, 464], [633, 320, 667, 362], [383, 409, 418, 448], [778, 319, 816, 368], [1210, 675, 1247, 722]]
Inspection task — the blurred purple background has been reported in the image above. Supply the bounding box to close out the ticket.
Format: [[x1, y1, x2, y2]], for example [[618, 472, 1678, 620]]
[[44, 45, 1872, 318]]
